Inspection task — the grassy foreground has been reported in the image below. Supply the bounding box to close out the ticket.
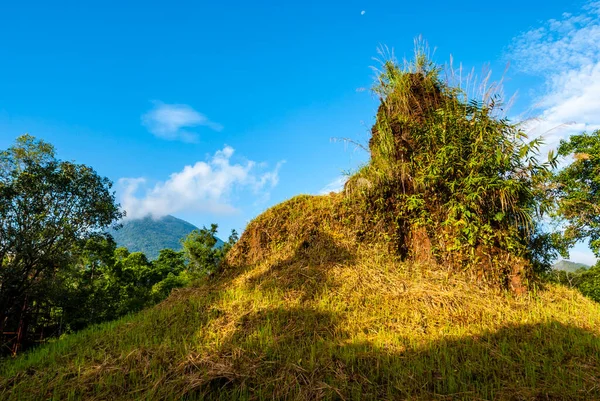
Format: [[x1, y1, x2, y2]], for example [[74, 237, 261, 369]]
[[2, 194, 600, 400]]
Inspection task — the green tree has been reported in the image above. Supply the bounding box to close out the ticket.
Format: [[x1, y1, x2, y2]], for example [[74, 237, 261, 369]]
[[0, 135, 123, 353], [152, 249, 186, 280], [59, 234, 118, 332], [150, 272, 189, 303], [97, 247, 190, 320], [61, 244, 190, 333], [221, 229, 239, 255], [110, 249, 154, 315], [554, 130, 600, 256], [182, 224, 238, 277], [546, 264, 600, 304], [577, 265, 600, 303]]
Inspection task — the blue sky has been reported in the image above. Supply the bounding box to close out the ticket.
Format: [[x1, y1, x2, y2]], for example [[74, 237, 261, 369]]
[[1, 0, 599, 264]]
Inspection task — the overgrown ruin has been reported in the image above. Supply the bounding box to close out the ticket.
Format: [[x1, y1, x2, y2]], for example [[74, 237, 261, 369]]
[[233, 54, 551, 294]]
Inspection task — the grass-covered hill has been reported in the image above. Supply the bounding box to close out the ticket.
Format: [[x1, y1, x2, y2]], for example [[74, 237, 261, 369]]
[[2, 194, 600, 400], [109, 215, 224, 259], [3, 53, 600, 400], [552, 260, 590, 272]]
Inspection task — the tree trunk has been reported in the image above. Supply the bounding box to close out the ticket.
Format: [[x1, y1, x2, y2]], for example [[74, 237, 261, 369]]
[[11, 295, 28, 356]]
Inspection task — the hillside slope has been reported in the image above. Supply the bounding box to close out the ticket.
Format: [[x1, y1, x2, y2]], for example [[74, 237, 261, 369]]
[[109, 215, 224, 259], [2, 194, 600, 400], [552, 260, 590, 272], [4, 55, 600, 400]]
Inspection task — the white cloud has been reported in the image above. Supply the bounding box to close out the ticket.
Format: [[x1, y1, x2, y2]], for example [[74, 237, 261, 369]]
[[119, 146, 283, 219], [141, 101, 223, 142], [318, 176, 347, 195], [360, 10, 366, 15], [509, 1, 600, 150]]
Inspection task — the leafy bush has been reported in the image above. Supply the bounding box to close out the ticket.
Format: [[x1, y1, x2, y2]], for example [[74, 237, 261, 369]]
[[344, 49, 557, 290]]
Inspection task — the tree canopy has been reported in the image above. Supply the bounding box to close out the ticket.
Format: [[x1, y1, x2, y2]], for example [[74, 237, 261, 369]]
[[554, 130, 600, 256], [0, 134, 237, 355], [182, 224, 238, 277], [0, 135, 123, 353]]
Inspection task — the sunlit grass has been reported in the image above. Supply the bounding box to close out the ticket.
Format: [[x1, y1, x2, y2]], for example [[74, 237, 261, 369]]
[[2, 195, 600, 400]]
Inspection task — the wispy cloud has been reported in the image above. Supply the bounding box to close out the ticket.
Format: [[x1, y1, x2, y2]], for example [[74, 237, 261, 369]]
[[119, 146, 282, 219], [318, 176, 347, 195], [141, 101, 223, 142], [508, 1, 600, 150]]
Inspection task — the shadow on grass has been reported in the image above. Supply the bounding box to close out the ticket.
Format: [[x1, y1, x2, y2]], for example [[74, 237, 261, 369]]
[[184, 311, 600, 401], [3, 293, 600, 400], [3, 227, 600, 400]]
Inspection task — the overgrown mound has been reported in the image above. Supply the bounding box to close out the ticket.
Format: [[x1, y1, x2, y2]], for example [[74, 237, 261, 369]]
[[344, 55, 553, 293], [2, 54, 600, 400], [226, 194, 351, 268], [234, 54, 550, 294]]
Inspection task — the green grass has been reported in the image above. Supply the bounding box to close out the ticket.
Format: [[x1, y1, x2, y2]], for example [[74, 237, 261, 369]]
[[2, 194, 600, 400]]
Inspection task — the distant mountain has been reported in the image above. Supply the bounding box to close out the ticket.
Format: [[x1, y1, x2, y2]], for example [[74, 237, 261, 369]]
[[108, 215, 224, 260], [552, 260, 590, 273]]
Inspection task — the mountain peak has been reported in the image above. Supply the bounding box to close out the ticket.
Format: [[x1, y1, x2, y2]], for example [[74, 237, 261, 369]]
[[109, 215, 224, 259], [552, 260, 590, 272]]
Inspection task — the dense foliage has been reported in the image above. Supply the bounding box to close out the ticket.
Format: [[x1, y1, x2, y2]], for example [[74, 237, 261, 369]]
[[554, 130, 600, 256], [24, 224, 236, 346], [0, 135, 123, 354], [182, 224, 238, 277], [47, 239, 190, 334], [345, 52, 557, 291], [0, 136, 237, 356], [538, 130, 600, 304]]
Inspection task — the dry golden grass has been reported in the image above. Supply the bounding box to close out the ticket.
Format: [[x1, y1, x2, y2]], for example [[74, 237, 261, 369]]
[[2, 194, 600, 400]]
